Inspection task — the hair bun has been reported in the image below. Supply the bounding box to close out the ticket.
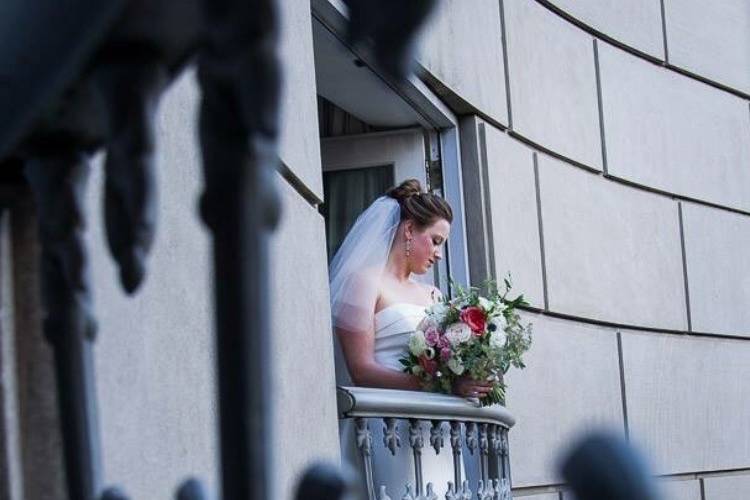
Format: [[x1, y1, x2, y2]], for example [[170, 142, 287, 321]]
[[386, 178, 453, 226], [386, 179, 423, 203]]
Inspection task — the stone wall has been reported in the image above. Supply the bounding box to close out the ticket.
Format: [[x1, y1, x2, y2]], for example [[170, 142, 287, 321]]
[[422, 1, 750, 498]]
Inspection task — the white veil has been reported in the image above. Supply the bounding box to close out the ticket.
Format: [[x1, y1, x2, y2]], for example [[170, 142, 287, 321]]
[[329, 196, 401, 335]]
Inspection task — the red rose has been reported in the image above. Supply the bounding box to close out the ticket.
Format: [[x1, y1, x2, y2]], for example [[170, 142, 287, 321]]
[[419, 356, 438, 376], [460, 306, 487, 334]]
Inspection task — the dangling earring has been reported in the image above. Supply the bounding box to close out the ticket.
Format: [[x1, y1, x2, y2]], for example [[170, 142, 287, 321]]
[[406, 238, 412, 258]]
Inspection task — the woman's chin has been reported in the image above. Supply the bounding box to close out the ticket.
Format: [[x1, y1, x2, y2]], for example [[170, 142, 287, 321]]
[[412, 265, 431, 275]]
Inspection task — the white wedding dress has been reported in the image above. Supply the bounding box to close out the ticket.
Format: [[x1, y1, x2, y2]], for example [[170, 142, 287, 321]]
[[339, 302, 461, 498]]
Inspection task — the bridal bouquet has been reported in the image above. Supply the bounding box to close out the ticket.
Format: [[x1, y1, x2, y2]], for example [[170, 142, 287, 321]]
[[399, 278, 532, 407]]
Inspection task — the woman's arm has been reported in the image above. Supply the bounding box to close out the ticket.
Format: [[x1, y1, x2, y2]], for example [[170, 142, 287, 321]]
[[338, 327, 495, 396], [336, 327, 421, 390]]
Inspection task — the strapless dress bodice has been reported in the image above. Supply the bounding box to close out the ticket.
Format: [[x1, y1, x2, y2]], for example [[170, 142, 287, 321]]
[[339, 301, 467, 497], [373, 302, 427, 371]]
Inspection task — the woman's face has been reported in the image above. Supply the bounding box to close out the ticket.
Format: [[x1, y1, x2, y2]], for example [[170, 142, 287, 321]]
[[408, 218, 451, 274]]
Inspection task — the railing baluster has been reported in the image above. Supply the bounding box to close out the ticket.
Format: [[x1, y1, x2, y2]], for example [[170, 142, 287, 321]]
[[402, 483, 415, 500], [355, 417, 376, 500], [479, 423, 489, 484], [498, 478, 511, 500], [460, 479, 472, 500], [378, 485, 391, 500], [445, 481, 458, 500], [450, 421, 463, 487], [430, 420, 445, 455], [485, 479, 495, 500], [465, 420, 478, 499], [500, 429, 510, 481], [489, 425, 501, 481], [425, 482, 438, 500], [499, 429, 512, 499], [383, 418, 401, 455], [408, 419, 425, 496], [465, 422, 478, 456]]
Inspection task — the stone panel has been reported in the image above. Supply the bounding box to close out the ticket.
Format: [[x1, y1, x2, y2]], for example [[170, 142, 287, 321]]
[[270, 177, 341, 500], [664, 0, 750, 95], [504, 0, 603, 170], [506, 314, 624, 487], [419, 0, 509, 124], [565, 478, 702, 499], [598, 42, 750, 211], [482, 123, 545, 308], [660, 479, 702, 500], [515, 494, 559, 500], [682, 203, 750, 337], [546, 0, 665, 58], [460, 117, 493, 286], [538, 155, 687, 330], [704, 474, 750, 500], [279, 0, 324, 200], [622, 331, 750, 474], [89, 71, 218, 498]]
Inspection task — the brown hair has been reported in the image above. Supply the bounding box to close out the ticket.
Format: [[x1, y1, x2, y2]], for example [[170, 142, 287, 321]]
[[386, 179, 453, 228]]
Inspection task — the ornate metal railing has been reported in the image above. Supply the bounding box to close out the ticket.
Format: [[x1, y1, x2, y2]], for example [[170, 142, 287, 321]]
[[338, 387, 516, 500], [0, 1, 438, 499]]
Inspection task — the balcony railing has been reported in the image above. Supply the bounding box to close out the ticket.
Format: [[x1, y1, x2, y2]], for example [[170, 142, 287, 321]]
[[337, 386, 516, 500]]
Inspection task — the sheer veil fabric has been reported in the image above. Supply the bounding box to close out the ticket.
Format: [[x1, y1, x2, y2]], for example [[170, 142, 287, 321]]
[[329, 196, 401, 336]]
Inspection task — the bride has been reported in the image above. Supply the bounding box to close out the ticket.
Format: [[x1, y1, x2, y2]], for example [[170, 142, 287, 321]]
[[330, 179, 492, 498]]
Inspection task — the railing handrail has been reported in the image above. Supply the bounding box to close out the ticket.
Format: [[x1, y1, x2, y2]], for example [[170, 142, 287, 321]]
[[337, 386, 516, 428]]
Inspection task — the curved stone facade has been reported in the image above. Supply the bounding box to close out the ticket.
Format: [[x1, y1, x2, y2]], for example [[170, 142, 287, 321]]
[[420, 1, 750, 498]]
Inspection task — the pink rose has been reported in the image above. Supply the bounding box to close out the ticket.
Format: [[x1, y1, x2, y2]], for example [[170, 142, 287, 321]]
[[424, 327, 440, 347], [440, 347, 452, 362], [460, 306, 487, 334], [437, 335, 450, 350]]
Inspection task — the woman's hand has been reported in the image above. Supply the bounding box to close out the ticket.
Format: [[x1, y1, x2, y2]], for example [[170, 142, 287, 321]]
[[452, 376, 494, 398]]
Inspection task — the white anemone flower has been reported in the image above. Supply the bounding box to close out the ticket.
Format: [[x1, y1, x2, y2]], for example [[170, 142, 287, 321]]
[[489, 329, 508, 349], [488, 314, 508, 333]]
